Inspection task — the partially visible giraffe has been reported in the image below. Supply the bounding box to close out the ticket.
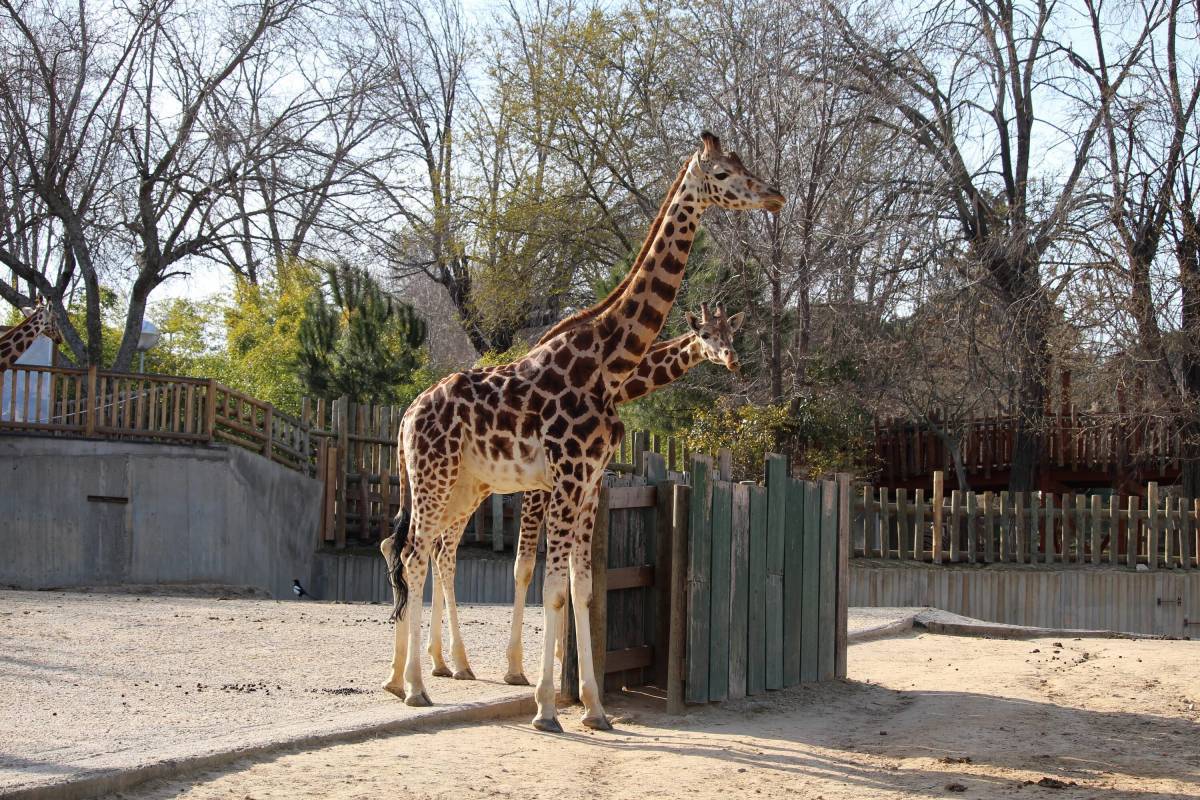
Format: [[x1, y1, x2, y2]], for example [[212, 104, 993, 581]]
[[381, 132, 784, 732], [0, 300, 63, 371], [423, 302, 745, 684]]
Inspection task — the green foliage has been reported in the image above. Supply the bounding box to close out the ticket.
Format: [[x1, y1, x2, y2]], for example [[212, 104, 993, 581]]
[[296, 261, 427, 405], [785, 392, 873, 480], [142, 297, 230, 379], [682, 402, 793, 481], [474, 340, 531, 369]]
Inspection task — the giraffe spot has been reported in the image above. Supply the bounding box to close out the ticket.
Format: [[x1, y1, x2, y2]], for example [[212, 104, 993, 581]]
[[654, 239, 665, 253], [620, 298, 638, 318], [653, 366, 671, 385], [553, 347, 573, 370], [540, 369, 566, 395], [637, 304, 664, 330], [495, 409, 517, 431], [547, 415, 569, 439], [573, 328, 594, 350], [661, 254, 684, 274], [664, 221, 675, 237], [608, 356, 636, 373], [633, 277, 646, 293], [520, 414, 540, 438], [676, 211, 687, 223], [649, 276, 674, 301], [491, 437, 513, 460], [574, 414, 600, 440], [564, 438, 582, 458]]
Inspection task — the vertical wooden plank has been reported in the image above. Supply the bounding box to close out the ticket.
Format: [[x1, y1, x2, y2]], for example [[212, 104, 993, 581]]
[[590, 487, 609, 700], [983, 491, 995, 563], [895, 488, 909, 560], [783, 477, 805, 686], [764, 454, 787, 691], [1109, 495, 1120, 566], [1012, 492, 1025, 564], [1044, 493, 1056, 564], [717, 448, 733, 481], [335, 397, 348, 548], [913, 489, 926, 561], [1183, 498, 1195, 570], [708, 480, 733, 701], [950, 490, 962, 562], [491, 493, 504, 552], [654, 477, 675, 689], [1128, 495, 1140, 568], [817, 480, 838, 681], [878, 486, 891, 559], [1091, 493, 1102, 566], [998, 491, 1010, 561], [728, 483, 751, 700], [1147, 483, 1159, 570], [667, 483, 690, 714], [686, 456, 713, 704], [323, 446, 338, 542], [1073, 493, 1085, 564], [747, 484, 768, 696], [800, 481, 822, 682], [835, 474, 851, 679], [860, 485, 872, 557], [965, 491, 977, 563], [932, 471, 944, 563]]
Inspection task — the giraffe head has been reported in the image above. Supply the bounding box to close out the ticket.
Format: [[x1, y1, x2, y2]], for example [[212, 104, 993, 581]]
[[20, 300, 63, 344], [693, 131, 786, 213], [685, 302, 745, 376]]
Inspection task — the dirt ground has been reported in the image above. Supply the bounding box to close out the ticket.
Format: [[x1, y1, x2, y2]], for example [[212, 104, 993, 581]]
[[99, 633, 1200, 800]]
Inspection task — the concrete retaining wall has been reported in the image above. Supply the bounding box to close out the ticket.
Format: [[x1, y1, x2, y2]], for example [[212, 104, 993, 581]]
[[851, 560, 1200, 637], [311, 548, 543, 606], [0, 436, 322, 598]]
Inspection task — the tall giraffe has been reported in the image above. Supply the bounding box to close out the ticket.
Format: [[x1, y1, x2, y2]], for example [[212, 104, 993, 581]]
[[382, 132, 784, 732], [423, 302, 745, 683], [0, 301, 63, 371]]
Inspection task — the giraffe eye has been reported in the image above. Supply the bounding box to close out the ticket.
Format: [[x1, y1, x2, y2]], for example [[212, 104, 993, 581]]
[[714, 172, 728, 181]]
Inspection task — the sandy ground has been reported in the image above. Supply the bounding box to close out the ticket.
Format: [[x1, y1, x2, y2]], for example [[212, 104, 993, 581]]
[[99, 634, 1200, 800], [0, 587, 918, 796], [0, 590, 540, 795]]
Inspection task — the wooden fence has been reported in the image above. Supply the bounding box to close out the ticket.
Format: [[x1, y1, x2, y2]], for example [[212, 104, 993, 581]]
[[1, 364, 313, 474], [855, 472, 1198, 569], [562, 452, 850, 712]]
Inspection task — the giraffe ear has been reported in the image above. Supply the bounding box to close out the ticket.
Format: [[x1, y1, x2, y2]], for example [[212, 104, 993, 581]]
[[699, 131, 721, 157], [20, 306, 34, 318], [684, 311, 700, 332], [727, 312, 745, 332]]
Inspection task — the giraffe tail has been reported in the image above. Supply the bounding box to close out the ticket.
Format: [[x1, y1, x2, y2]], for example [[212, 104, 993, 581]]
[[384, 443, 412, 622]]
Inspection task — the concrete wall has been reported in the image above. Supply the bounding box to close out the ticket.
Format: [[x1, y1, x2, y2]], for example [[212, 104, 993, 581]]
[[851, 560, 1200, 637], [0, 436, 322, 598], [312, 548, 543, 606]]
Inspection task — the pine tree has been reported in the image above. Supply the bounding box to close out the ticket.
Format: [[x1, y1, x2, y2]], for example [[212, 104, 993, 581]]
[[296, 261, 427, 404]]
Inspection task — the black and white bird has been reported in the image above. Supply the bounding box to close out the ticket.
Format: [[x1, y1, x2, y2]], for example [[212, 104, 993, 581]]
[[292, 579, 311, 599]]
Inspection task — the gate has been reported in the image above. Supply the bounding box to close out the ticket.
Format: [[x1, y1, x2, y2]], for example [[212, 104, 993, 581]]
[[566, 452, 850, 711]]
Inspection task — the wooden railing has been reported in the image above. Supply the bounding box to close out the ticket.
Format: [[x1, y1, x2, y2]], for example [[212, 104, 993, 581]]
[[855, 472, 1198, 569], [873, 410, 1187, 487], [1, 364, 313, 475]]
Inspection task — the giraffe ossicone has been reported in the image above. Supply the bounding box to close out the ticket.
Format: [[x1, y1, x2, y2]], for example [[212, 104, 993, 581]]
[[381, 131, 784, 732]]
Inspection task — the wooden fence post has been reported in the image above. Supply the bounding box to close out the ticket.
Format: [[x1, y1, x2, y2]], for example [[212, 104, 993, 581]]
[[654, 465, 675, 689], [491, 493, 504, 552], [82, 365, 98, 435], [666, 482, 691, 714], [589, 487, 610, 700], [932, 471, 944, 563], [1147, 482, 1159, 569], [835, 473, 851, 679]]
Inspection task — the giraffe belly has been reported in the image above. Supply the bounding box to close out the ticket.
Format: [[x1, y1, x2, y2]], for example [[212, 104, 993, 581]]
[[461, 437, 552, 494]]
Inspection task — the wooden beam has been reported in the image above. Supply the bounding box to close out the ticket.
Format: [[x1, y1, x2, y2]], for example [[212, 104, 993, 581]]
[[605, 645, 653, 674], [607, 565, 654, 591], [607, 485, 656, 510]]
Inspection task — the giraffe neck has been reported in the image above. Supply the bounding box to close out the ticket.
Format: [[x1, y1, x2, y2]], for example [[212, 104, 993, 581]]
[[615, 334, 703, 405], [0, 311, 47, 371], [597, 158, 706, 384]]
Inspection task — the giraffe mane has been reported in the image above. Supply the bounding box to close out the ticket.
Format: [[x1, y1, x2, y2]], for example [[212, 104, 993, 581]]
[[536, 157, 692, 346]]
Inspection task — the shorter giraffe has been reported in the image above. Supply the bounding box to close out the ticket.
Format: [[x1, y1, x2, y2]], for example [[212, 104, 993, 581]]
[[1, 300, 63, 371], [423, 303, 745, 684]]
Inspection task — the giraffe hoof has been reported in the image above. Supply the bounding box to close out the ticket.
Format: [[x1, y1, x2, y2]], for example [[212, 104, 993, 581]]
[[431, 666, 453, 678], [582, 714, 613, 731], [452, 669, 476, 681], [532, 716, 563, 733], [503, 672, 531, 686], [404, 690, 433, 707], [381, 683, 405, 700]]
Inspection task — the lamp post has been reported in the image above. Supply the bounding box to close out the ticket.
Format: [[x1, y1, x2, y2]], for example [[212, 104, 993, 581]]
[[136, 319, 161, 373]]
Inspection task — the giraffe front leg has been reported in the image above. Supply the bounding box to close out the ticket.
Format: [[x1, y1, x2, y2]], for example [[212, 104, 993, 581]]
[[438, 548, 475, 680], [427, 558, 452, 678], [381, 535, 407, 699], [507, 490, 545, 685], [401, 534, 435, 706], [568, 487, 611, 730], [533, 543, 569, 733]]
